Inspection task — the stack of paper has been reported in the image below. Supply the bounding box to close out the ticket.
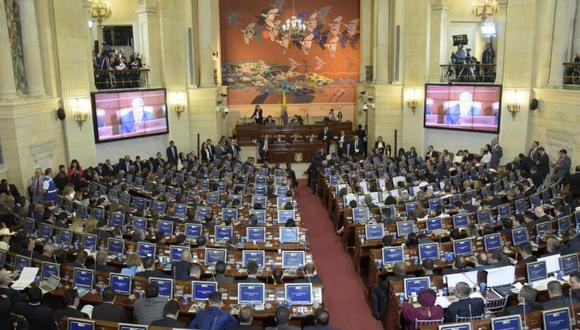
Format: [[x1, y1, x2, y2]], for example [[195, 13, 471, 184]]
[[11, 267, 38, 291]]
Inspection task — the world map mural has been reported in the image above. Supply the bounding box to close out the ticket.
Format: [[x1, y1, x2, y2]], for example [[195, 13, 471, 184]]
[[219, 0, 360, 105]]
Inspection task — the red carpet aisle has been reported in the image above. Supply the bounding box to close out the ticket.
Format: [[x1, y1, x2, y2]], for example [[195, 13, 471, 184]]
[[296, 180, 383, 330]]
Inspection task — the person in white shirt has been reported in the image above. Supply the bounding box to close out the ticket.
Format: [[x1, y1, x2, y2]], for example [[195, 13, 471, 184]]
[[480, 144, 492, 164]]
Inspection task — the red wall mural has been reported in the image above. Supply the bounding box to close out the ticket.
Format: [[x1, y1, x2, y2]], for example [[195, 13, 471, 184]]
[[219, 0, 360, 105]]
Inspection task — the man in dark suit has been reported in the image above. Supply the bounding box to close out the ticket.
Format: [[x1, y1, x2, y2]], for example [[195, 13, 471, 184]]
[[528, 141, 540, 164], [250, 105, 263, 124], [150, 300, 185, 328], [500, 285, 543, 316], [227, 138, 241, 159], [569, 272, 580, 302], [135, 257, 170, 278], [543, 281, 574, 310], [444, 282, 485, 322], [489, 138, 503, 168], [293, 263, 321, 284], [554, 149, 572, 181], [215, 260, 235, 284], [189, 292, 239, 329], [239, 261, 262, 283], [371, 262, 409, 319], [0, 294, 11, 330], [166, 140, 178, 166], [118, 155, 132, 173], [569, 166, 580, 199], [0, 269, 25, 310], [536, 147, 550, 181], [265, 306, 301, 330], [425, 145, 439, 160], [304, 308, 337, 330], [119, 97, 154, 134], [152, 152, 164, 172], [319, 126, 331, 152], [13, 286, 56, 330], [226, 306, 262, 330], [95, 250, 120, 273], [442, 256, 472, 275], [337, 130, 349, 158], [92, 287, 130, 323], [53, 289, 89, 324], [133, 282, 167, 325], [352, 135, 364, 157], [516, 242, 537, 266]]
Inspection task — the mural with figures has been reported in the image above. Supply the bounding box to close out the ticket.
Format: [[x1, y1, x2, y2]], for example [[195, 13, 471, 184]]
[[219, 0, 360, 105]]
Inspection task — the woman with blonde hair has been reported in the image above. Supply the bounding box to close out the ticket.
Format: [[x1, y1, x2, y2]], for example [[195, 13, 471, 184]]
[[83, 217, 98, 234], [70, 217, 85, 234], [121, 253, 143, 276]]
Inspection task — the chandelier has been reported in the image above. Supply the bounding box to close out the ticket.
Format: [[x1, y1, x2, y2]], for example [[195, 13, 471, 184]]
[[88, 0, 112, 27], [472, 0, 499, 21], [280, 0, 306, 41]]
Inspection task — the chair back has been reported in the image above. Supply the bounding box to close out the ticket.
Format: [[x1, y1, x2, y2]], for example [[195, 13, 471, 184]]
[[486, 295, 508, 312], [415, 318, 444, 327], [456, 314, 484, 322], [11, 313, 28, 330]]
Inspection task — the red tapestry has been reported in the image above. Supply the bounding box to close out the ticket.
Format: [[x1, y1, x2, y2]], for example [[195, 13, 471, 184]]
[[219, 0, 360, 105]]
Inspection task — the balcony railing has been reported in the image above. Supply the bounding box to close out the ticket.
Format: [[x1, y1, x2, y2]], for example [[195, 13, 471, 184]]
[[94, 68, 149, 90], [440, 63, 496, 83], [564, 62, 580, 88]]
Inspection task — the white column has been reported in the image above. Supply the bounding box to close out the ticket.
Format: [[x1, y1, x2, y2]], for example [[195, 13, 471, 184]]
[[373, 0, 389, 84], [135, 0, 163, 87], [197, 0, 217, 87], [428, 3, 448, 82], [0, 0, 17, 99], [532, 0, 556, 87], [493, 0, 507, 84], [548, 0, 576, 88], [17, 0, 45, 96]]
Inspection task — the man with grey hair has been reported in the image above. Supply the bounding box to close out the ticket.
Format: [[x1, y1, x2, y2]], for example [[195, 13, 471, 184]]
[[542, 281, 574, 309], [40, 243, 56, 262], [444, 282, 485, 322], [0, 269, 24, 307], [489, 137, 503, 168], [95, 250, 119, 273], [500, 285, 542, 315]]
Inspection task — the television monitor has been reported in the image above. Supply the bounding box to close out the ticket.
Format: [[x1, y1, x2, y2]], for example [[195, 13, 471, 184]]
[[118, 324, 148, 330], [396, 221, 415, 237], [37, 223, 53, 239], [282, 251, 305, 269], [428, 198, 442, 211], [418, 243, 440, 262], [352, 207, 370, 224], [403, 277, 430, 299], [527, 261, 548, 283], [484, 233, 502, 251], [423, 84, 502, 133], [204, 248, 227, 266], [511, 227, 528, 246], [453, 214, 469, 229], [157, 220, 173, 236], [490, 315, 522, 330], [380, 205, 396, 220], [278, 210, 295, 224], [74, 268, 94, 289], [221, 208, 238, 222], [169, 245, 188, 263], [536, 221, 551, 235], [453, 239, 473, 256], [57, 229, 73, 246], [251, 195, 267, 208], [214, 225, 233, 241], [185, 223, 202, 238], [365, 224, 385, 240], [153, 201, 166, 213], [439, 323, 471, 330], [249, 209, 266, 224], [137, 242, 156, 258], [477, 209, 493, 224], [41, 262, 60, 280], [405, 202, 418, 214], [195, 206, 211, 221], [560, 254, 579, 275], [542, 308, 570, 330], [14, 255, 31, 272], [91, 89, 169, 143], [557, 215, 571, 234], [515, 198, 527, 214], [242, 250, 265, 268], [246, 227, 266, 243], [284, 283, 313, 305], [238, 283, 266, 305], [538, 254, 561, 274], [279, 227, 299, 244], [110, 212, 125, 227], [132, 217, 147, 231], [82, 234, 98, 253], [68, 318, 95, 330], [109, 273, 131, 295], [426, 218, 443, 232], [192, 281, 217, 301], [277, 196, 293, 209], [497, 204, 511, 218], [382, 246, 404, 265], [149, 277, 173, 299]]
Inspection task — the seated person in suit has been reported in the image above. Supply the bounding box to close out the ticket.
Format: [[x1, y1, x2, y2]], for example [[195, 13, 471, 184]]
[[294, 263, 321, 284], [215, 260, 235, 284], [500, 285, 543, 316], [516, 242, 537, 265], [303, 307, 336, 330], [133, 282, 169, 325], [189, 292, 238, 330], [95, 250, 120, 273], [264, 115, 276, 125], [92, 286, 130, 323], [444, 282, 485, 322], [371, 262, 409, 319], [186, 262, 202, 281], [421, 259, 435, 276], [119, 97, 155, 134], [442, 255, 472, 275], [542, 281, 575, 310], [172, 250, 193, 280], [53, 288, 89, 324], [290, 133, 302, 143], [569, 271, 580, 302], [135, 257, 170, 278], [239, 261, 262, 283], [13, 286, 56, 330], [542, 237, 569, 257], [402, 288, 444, 330], [150, 300, 185, 328], [226, 306, 261, 330], [265, 306, 300, 330]]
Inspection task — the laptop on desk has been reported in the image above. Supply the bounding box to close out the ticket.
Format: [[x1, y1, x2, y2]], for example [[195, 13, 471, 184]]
[[40, 275, 60, 294]]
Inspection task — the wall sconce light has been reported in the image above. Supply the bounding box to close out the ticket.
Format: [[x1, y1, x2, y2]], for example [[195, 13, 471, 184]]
[[212, 51, 219, 61], [406, 88, 420, 114], [172, 93, 187, 119], [506, 90, 522, 118], [72, 98, 89, 128]]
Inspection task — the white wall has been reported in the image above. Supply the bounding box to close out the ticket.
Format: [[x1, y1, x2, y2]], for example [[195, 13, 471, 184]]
[[94, 134, 169, 163], [424, 128, 497, 154]]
